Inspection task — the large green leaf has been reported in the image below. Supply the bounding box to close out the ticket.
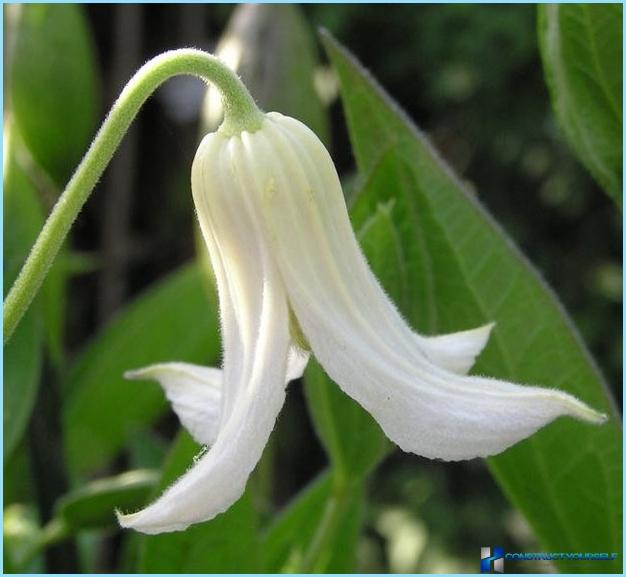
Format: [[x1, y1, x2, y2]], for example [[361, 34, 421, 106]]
[[538, 4, 622, 207], [63, 263, 220, 476], [3, 146, 43, 462], [137, 432, 259, 573], [323, 32, 621, 573], [262, 471, 364, 572], [10, 4, 99, 186]]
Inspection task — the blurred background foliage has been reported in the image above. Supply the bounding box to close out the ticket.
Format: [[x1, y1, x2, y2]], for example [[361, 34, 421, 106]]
[[3, 4, 621, 574]]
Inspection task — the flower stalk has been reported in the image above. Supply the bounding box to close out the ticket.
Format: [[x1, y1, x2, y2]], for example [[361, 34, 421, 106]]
[[299, 477, 350, 573], [3, 49, 262, 343]]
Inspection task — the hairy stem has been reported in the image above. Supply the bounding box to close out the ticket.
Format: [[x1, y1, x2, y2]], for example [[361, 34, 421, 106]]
[[3, 48, 263, 343]]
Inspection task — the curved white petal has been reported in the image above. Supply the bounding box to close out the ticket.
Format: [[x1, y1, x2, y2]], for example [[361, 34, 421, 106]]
[[237, 113, 606, 462], [118, 131, 291, 534], [124, 349, 308, 447], [247, 113, 488, 375], [125, 363, 221, 446], [418, 322, 495, 375]]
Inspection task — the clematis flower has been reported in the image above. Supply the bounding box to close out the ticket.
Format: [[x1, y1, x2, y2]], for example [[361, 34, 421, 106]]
[[117, 111, 605, 534]]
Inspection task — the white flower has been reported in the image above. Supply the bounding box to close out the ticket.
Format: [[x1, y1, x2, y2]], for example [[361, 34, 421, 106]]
[[117, 112, 605, 534]]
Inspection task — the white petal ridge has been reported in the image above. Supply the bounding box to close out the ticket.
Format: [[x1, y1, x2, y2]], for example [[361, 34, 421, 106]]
[[249, 113, 490, 376]]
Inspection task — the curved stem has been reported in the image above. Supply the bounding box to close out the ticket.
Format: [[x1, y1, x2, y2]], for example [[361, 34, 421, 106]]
[[3, 49, 263, 343], [19, 518, 70, 570], [299, 478, 349, 573]]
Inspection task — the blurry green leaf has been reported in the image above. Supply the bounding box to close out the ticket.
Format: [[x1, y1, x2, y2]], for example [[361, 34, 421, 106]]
[[63, 263, 220, 476], [304, 361, 389, 481], [4, 442, 36, 507], [323, 32, 622, 572], [3, 147, 43, 463], [55, 470, 158, 532], [262, 471, 363, 572], [538, 4, 622, 207], [127, 431, 169, 471], [40, 251, 67, 370], [138, 432, 259, 573], [3, 154, 44, 292], [10, 4, 99, 185], [3, 504, 44, 573], [203, 4, 329, 144], [61, 250, 101, 276], [3, 310, 41, 465]]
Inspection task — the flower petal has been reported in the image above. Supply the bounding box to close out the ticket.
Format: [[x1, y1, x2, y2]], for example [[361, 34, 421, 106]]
[[125, 363, 222, 446], [243, 113, 489, 377], [417, 322, 495, 375], [118, 131, 291, 534], [124, 348, 308, 447], [238, 113, 606, 462], [286, 345, 310, 381]]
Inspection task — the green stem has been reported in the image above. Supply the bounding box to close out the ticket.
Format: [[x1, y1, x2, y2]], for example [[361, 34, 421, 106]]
[[18, 518, 70, 570], [299, 478, 349, 573], [3, 49, 263, 344]]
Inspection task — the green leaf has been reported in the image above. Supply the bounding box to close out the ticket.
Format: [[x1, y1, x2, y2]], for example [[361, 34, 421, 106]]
[[4, 441, 37, 506], [203, 4, 329, 144], [3, 151, 44, 293], [323, 32, 622, 573], [304, 361, 389, 482], [63, 263, 220, 476], [3, 504, 44, 573], [538, 4, 622, 207], [3, 144, 43, 463], [3, 310, 42, 465], [39, 252, 67, 369], [262, 471, 363, 572], [55, 470, 158, 532], [10, 4, 99, 186], [137, 432, 259, 573]]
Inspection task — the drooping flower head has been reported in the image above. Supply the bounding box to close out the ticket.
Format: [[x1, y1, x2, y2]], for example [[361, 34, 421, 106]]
[[118, 111, 605, 534]]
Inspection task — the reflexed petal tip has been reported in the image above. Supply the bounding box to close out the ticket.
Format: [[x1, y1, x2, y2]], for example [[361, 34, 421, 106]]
[[547, 389, 607, 424], [125, 363, 222, 446], [286, 345, 310, 381], [124, 351, 308, 449], [116, 508, 145, 531], [420, 321, 495, 375]]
